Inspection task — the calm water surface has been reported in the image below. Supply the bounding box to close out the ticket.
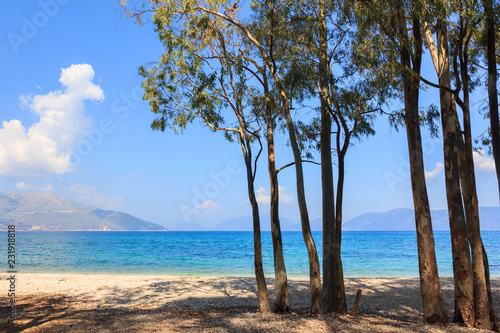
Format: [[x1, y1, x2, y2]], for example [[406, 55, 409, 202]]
[[12, 231, 500, 277]]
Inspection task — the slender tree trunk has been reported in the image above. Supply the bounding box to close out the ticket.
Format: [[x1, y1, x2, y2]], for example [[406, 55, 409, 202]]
[[281, 103, 322, 314], [239, 128, 272, 314], [319, 0, 335, 314], [397, 11, 448, 324], [424, 16, 475, 326], [334, 150, 347, 314], [404, 99, 448, 323], [256, 6, 320, 314], [455, 39, 492, 329], [483, 0, 500, 201], [264, 78, 289, 312]]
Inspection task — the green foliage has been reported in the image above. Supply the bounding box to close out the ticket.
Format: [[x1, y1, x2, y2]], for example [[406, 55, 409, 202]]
[[137, 0, 263, 143]]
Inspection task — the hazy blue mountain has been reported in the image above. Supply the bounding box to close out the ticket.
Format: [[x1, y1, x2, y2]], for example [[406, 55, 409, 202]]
[[204, 207, 498, 232], [0, 192, 168, 231], [342, 207, 500, 231], [211, 215, 303, 231]]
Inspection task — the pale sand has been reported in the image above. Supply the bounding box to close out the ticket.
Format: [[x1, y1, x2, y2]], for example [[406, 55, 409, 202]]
[[1, 273, 499, 332]]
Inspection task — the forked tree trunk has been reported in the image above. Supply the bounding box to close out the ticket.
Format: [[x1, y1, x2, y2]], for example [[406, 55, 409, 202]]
[[396, 10, 448, 324], [423, 17, 474, 326]]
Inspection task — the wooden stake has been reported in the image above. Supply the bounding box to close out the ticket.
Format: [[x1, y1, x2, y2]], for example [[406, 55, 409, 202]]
[[350, 289, 362, 316]]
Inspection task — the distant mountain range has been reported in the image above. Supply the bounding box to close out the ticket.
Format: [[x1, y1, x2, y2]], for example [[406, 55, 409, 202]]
[[1, 191, 498, 231], [342, 207, 500, 231], [172, 207, 500, 231], [0, 192, 168, 231]]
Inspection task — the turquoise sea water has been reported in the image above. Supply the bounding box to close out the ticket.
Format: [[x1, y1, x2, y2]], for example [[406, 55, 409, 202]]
[[10, 231, 500, 277]]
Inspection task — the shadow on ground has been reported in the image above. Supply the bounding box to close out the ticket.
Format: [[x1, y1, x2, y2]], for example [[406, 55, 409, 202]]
[[0, 277, 498, 332]]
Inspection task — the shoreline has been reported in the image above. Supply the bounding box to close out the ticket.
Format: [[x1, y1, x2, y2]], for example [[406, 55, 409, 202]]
[[12, 270, 500, 278], [1, 273, 498, 332]]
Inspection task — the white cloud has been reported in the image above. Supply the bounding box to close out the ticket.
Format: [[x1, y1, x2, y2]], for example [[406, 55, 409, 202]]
[[66, 184, 122, 210], [15, 182, 54, 192], [0, 64, 103, 177], [195, 200, 217, 210], [425, 162, 444, 181], [474, 149, 496, 175], [256, 185, 294, 205]]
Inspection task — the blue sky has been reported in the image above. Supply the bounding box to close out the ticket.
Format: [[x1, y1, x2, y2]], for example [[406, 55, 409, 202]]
[[1, 1, 498, 229]]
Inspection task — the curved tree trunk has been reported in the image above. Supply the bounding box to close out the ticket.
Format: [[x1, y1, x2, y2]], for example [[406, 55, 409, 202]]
[[281, 104, 322, 314]]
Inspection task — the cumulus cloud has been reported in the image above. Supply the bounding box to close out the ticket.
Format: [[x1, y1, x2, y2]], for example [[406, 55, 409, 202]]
[[256, 186, 294, 205], [195, 200, 217, 210], [473, 149, 496, 175], [0, 64, 104, 177], [15, 182, 54, 192], [425, 162, 444, 181], [66, 184, 122, 210]]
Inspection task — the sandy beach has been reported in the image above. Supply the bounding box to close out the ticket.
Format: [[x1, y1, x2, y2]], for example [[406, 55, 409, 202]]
[[1, 273, 498, 332]]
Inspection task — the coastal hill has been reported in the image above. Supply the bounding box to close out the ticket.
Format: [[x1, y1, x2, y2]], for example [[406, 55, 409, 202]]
[[0, 192, 168, 231]]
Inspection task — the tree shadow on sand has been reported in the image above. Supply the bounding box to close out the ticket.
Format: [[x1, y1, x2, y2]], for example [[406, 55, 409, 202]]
[[1, 277, 498, 332]]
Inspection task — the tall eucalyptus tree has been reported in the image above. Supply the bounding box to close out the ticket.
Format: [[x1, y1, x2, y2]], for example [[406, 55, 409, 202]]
[[123, 3, 272, 312], [355, 0, 448, 323]]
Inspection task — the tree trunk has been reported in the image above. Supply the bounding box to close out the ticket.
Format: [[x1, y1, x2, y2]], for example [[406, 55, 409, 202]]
[[483, 0, 500, 201], [424, 16, 475, 326], [281, 104, 322, 314], [319, 0, 335, 314], [333, 151, 347, 314], [264, 79, 289, 312], [456, 39, 492, 329], [397, 11, 448, 324], [239, 128, 272, 314]]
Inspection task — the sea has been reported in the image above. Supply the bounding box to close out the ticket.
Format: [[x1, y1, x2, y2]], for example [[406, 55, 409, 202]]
[[10, 231, 500, 277]]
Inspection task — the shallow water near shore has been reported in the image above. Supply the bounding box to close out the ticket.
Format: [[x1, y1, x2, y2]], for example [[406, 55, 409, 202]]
[[14, 231, 500, 277]]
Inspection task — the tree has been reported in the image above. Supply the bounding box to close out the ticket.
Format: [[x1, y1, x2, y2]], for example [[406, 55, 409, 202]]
[[448, 2, 494, 328], [227, 0, 322, 313], [273, 0, 383, 313], [422, 1, 496, 327], [126, 3, 273, 312], [355, 0, 448, 323], [483, 0, 500, 201]]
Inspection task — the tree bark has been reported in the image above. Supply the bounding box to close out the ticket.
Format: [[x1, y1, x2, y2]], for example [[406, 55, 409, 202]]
[[281, 101, 322, 314], [424, 15, 475, 326], [319, 0, 335, 314], [483, 0, 500, 201], [333, 149, 347, 314], [454, 32, 492, 329], [241, 135, 272, 314], [264, 75, 289, 312], [397, 10, 448, 324]]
